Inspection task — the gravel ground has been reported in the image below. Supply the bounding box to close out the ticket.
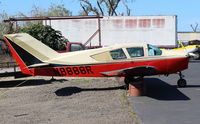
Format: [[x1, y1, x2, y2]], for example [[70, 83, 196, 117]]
[[0, 77, 140, 124]]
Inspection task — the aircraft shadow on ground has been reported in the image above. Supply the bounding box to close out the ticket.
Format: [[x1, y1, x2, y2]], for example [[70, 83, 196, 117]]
[[0, 79, 68, 88], [55, 86, 125, 96], [144, 78, 190, 101], [55, 78, 192, 101]]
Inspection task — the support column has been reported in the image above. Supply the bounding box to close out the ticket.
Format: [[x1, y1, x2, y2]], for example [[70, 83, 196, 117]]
[[129, 80, 145, 96]]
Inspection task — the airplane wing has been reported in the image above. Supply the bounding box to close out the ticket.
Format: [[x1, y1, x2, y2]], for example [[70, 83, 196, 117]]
[[101, 66, 156, 77]]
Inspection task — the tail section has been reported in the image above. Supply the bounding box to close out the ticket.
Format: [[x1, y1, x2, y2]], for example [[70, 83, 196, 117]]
[[4, 33, 59, 75]]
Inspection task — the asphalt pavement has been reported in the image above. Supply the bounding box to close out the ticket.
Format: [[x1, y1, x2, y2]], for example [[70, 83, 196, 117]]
[[129, 61, 200, 124]]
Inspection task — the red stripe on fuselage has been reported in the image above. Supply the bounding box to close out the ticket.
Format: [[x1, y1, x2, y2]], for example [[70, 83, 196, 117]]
[[31, 57, 189, 77]]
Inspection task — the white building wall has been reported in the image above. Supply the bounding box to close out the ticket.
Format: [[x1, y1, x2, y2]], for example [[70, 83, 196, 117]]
[[178, 32, 200, 42], [46, 15, 177, 47]]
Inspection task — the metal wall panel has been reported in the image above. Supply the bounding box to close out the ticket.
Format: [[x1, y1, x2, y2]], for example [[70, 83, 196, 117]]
[[178, 32, 200, 42], [45, 15, 177, 47]]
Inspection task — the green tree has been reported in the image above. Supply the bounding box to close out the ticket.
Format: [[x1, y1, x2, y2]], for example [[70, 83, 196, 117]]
[[19, 24, 69, 51], [14, 4, 72, 50], [0, 4, 71, 51]]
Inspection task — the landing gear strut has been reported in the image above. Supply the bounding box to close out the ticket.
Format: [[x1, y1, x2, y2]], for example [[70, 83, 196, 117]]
[[177, 72, 187, 87]]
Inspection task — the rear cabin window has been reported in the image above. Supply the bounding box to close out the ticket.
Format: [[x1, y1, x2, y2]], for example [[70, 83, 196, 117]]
[[110, 49, 127, 60], [127, 47, 144, 57]]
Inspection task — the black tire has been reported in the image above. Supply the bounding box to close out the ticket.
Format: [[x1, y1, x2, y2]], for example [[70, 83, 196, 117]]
[[177, 79, 187, 87]]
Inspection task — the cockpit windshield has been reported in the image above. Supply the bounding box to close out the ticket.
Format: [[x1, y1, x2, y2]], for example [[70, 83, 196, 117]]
[[147, 44, 162, 56]]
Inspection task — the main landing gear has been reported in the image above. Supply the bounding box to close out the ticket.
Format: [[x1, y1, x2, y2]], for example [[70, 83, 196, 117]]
[[177, 72, 187, 87], [124, 72, 187, 89], [124, 76, 143, 89]]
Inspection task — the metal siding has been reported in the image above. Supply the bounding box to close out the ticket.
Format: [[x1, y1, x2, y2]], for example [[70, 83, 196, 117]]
[[45, 15, 176, 47], [178, 32, 200, 42]]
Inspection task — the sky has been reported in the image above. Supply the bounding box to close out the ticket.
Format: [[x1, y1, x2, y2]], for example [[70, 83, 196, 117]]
[[0, 0, 199, 31]]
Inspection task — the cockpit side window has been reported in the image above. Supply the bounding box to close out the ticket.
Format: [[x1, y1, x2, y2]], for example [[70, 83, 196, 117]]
[[147, 44, 162, 56], [110, 48, 127, 60], [127, 47, 144, 57]]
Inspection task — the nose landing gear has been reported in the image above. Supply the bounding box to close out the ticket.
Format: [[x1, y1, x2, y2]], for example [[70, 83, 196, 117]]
[[177, 72, 187, 87]]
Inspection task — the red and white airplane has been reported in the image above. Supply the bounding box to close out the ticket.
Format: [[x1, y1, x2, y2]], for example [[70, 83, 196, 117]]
[[4, 33, 189, 87]]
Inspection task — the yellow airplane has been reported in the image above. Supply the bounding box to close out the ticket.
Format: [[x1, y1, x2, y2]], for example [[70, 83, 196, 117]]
[[162, 41, 200, 59]]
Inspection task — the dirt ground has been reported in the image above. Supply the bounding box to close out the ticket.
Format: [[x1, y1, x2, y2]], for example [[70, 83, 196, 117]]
[[0, 77, 140, 124]]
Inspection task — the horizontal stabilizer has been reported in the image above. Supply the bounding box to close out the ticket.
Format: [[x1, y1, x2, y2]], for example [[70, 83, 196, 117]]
[[27, 63, 50, 68]]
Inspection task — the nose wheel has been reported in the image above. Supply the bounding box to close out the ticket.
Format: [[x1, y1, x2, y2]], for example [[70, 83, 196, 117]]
[[177, 72, 187, 87]]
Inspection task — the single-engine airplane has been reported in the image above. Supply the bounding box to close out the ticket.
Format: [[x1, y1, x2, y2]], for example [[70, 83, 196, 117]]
[[4, 33, 189, 87]]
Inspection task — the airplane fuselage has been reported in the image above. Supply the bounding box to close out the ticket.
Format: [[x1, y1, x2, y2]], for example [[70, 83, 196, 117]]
[[30, 57, 188, 77], [4, 33, 189, 79]]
